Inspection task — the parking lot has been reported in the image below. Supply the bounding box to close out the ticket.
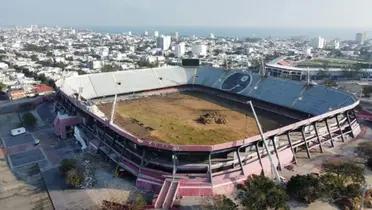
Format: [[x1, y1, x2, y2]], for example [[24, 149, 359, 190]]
[[8, 148, 47, 168], [0, 104, 54, 210], [2, 133, 35, 147]]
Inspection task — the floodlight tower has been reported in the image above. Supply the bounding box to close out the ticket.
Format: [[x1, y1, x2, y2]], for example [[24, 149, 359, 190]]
[[259, 59, 266, 77], [109, 74, 122, 125], [247, 101, 281, 184], [307, 67, 310, 85]]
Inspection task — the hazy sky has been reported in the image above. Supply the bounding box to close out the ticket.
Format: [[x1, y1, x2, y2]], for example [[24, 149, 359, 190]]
[[1, 0, 372, 29]]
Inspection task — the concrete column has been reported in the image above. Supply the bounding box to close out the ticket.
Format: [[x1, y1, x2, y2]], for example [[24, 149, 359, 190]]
[[301, 128, 311, 159], [325, 118, 335, 147], [140, 149, 146, 166], [208, 153, 213, 184], [286, 132, 297, 164], [313, 122, 324, 153], [172, 153, 177, 178], [236, 148, 245, 175], [346, 111, 354, 138], [335, 114, 345, 142], [255, 143, 264, 175], [271, 137, 281, 170]]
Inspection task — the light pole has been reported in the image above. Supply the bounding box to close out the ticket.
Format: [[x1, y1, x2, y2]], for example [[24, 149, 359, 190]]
[[109, 74, 122, 125], [248, 100, 281, 184]]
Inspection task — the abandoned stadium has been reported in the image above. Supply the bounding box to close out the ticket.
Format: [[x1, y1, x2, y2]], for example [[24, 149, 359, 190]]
[[53, 66, 360, 208]]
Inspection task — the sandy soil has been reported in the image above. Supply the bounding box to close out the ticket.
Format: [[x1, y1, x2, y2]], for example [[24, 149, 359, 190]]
[[0, 158, 53, 210]]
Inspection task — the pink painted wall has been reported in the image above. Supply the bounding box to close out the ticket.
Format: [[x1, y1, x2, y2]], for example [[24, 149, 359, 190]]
[[53, 116, 81, 139], [136, 179, 162, 192]]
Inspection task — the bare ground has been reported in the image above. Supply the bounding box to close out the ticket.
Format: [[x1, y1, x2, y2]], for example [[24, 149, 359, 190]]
[[97, 92, 269, 145]]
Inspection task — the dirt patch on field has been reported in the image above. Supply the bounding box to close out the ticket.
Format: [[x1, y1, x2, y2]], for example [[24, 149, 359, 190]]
[[97, 91, 281, 145]]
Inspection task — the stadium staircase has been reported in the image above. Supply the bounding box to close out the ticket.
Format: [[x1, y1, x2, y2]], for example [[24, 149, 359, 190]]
[[154, 178, 180, 209]]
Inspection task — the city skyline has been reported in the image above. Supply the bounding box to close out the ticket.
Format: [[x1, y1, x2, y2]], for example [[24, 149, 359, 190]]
[[1, 0, 372, 29]]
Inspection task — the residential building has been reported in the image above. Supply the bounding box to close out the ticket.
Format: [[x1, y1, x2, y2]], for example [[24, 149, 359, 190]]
[[157, 36, 171, 51]]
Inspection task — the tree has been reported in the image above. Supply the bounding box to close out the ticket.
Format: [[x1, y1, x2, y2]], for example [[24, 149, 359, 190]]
[[128, 193, 146, 210], [59, 159, 77, 176], [203, 195, 238, 210], [101, 64, 115, 72], [30, 54, 38, 61], [0, 82, 6, 92], [322, 161, 365, 186], [323, 80, 337, 87], [367, 158, 372, 170], [357, 141, 372, 157], [362, 86, 372, 97], [65, 168, 84, 188], [237, 175, 289, 210], [37, 73, 48, 84], [287, 174, 321, 204], [321, 60, 330, 71], [316, 68, 330, 80], [320, 161, 365, 200], [22, 112, 37, 127], [101, 193, 146, 210]]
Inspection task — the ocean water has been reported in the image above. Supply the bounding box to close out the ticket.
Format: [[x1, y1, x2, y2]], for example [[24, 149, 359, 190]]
[[84, 26, 366, 40]]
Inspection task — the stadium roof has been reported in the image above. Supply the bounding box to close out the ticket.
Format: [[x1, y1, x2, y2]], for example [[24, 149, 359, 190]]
[[58, 66, 358, 115]]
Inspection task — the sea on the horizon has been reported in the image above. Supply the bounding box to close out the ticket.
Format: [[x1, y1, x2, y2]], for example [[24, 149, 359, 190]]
[[83, 25, 366, 40]]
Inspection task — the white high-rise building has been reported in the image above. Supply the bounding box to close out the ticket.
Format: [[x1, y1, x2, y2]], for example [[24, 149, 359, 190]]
[[355, 32, 366, 45], [210, 33, 215, 39], [192, 44, 208, 57], [154, 31, 159, 37], [333, 40, 340, 49], [312, 36, 325, 49], [157, 35, 171, 51], [174, 42, 186, 57], [174, 32, 179, 40]]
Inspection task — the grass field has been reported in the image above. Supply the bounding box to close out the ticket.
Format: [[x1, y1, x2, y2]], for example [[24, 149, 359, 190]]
[[97, 92, 281, 145], [297, 57, 371, 69]]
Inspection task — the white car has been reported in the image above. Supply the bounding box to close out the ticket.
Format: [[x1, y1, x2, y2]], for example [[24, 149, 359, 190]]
[[34, 138, 40, 145], [10, 127, 26, 136]]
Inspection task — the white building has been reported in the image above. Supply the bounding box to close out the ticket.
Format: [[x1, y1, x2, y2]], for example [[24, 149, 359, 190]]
[[157, 36, 171, 51], [333, 40, 340, 49], [0, 62, 9, 70], [154, 31, 159, 37], [174, 42, 186, 57], [89, 61, 104, 70], [355, 32, 367, 45], [174, 32, 179, 40], [312, 36, 325, 49], [304, 47, 312, 57], [95, 46, 109, 57], [192, 44, 208, 57]]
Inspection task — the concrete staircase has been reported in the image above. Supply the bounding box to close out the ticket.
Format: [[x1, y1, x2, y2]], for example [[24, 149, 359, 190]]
[[154, 179, 180, 209]]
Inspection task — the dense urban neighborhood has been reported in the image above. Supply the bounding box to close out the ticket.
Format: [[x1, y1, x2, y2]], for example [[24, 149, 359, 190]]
[[1, 26, 372, 102], [1, 24, 372, 210]]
